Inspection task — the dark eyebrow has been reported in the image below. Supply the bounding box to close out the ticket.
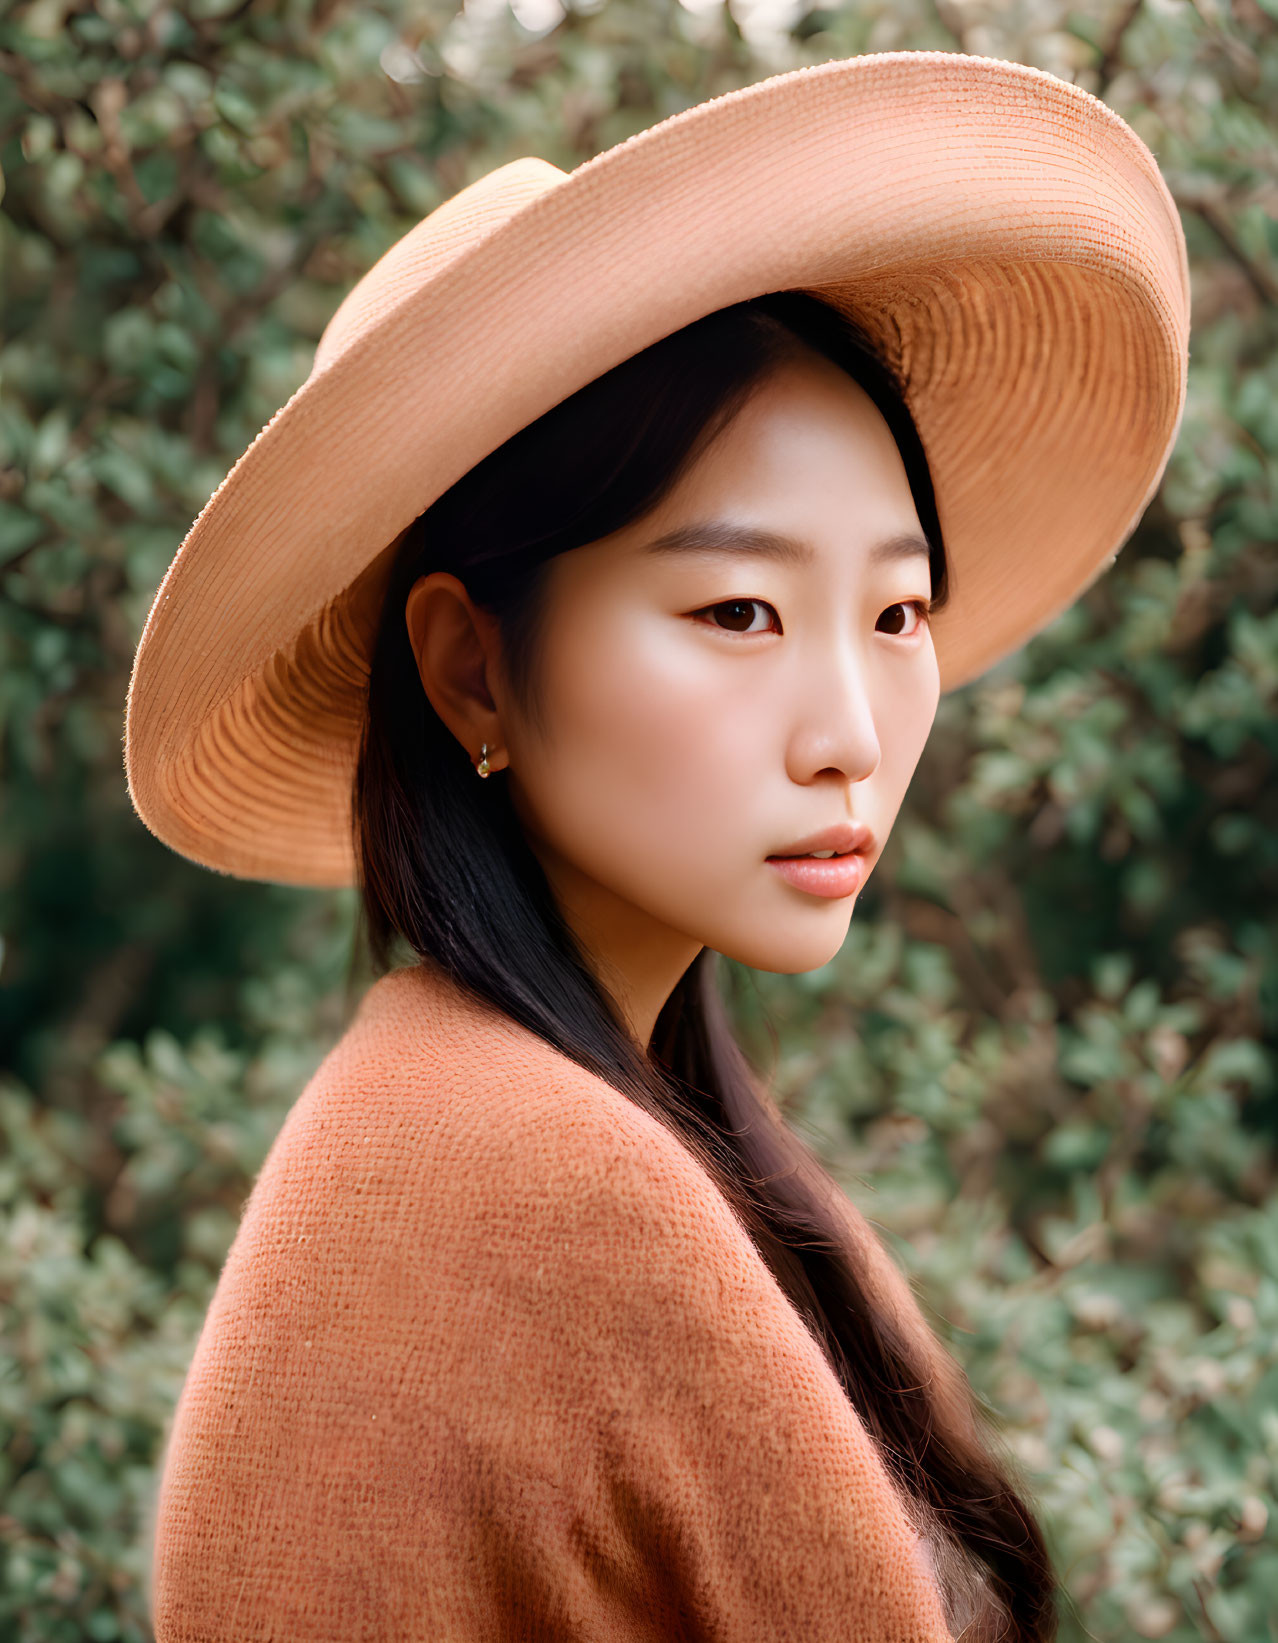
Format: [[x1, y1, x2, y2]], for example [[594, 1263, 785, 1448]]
[[640, 520, 932, 567]]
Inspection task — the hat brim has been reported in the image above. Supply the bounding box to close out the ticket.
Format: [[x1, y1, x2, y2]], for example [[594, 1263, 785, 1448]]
[[125, 49, 1190, 888]]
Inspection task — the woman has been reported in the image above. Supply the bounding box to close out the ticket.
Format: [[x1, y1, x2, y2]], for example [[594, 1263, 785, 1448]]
[[129, 51, 1189, 1643]]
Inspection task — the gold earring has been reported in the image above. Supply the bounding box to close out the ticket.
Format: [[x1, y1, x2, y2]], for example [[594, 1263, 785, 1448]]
[[476, 742, 492, 778]]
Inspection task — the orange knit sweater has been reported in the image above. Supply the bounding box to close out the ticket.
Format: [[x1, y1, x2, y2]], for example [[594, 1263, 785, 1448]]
[[149, 959, 957, 1641]]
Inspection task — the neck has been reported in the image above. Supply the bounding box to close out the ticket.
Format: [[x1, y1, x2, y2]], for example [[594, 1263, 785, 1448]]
[[526, 844, 702, 1052]]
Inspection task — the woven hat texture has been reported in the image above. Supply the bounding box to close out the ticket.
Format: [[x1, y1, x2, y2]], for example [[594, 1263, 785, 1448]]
[[124, 49, 1191, 888]]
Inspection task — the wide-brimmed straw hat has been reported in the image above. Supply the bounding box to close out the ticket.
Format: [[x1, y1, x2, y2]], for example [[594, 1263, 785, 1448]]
[[124, 48, 1190, 889]]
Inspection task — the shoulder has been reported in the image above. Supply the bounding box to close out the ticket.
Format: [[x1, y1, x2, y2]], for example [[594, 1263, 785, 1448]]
[[203, 962, 805, 1462], [232, 962, 754, 1290]]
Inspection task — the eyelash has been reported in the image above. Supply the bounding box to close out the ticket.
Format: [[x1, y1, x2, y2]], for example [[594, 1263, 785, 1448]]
[[692, 597, 932, 638]]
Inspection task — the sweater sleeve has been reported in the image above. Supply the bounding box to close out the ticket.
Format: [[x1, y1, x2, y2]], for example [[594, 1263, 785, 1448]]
[[149, 1025, 956, 1643]]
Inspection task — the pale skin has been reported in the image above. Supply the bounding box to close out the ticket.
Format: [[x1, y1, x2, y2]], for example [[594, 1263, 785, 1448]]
[[406, 347, 941, 1052]]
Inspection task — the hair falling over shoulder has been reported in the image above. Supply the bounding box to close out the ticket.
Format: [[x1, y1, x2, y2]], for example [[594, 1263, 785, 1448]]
[[353, 291, 1057, 1643]]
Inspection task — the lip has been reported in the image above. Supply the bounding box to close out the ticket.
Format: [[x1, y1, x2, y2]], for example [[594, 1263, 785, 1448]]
[[767, 821, 877, 859], [766, 853, 869, 899], [765, 820, 877, 902]]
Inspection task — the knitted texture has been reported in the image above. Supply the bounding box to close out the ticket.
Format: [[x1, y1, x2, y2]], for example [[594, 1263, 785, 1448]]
[[150, 961, 957, 1641]]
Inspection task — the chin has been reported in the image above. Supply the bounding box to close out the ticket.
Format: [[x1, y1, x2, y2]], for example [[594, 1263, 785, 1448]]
[[716, 912, 855, 975]]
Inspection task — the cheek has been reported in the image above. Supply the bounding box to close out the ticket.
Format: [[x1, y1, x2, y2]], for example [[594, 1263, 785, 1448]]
[[509, 609, 761, 890]]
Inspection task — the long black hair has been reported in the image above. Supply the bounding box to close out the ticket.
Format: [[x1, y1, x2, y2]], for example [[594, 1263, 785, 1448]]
[[353, 290, 1057, 1641]]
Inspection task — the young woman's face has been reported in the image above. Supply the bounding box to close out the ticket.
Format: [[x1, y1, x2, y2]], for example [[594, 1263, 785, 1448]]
[[496, 348, 941, 1030]]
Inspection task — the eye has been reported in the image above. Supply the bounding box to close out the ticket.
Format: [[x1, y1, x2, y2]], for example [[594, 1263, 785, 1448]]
[[876, 599, 931, 637], [694, 598, 781, 635]]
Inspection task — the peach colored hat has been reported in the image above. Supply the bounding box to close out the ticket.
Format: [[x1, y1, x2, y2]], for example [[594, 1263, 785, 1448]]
[[125, 49, 1190, 890]]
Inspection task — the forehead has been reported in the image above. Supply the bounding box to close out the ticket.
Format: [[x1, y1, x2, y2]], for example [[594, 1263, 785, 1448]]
[[629, 352, 927, 570]]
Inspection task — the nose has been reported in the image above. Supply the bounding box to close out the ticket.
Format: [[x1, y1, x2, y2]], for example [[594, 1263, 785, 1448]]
[[783, 642, 881, 787]]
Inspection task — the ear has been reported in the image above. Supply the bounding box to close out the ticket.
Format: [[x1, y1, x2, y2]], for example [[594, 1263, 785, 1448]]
[[403, 572, 510, 773]]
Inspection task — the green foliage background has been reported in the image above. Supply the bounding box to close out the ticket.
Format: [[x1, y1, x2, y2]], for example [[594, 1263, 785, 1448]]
[[2, 0, 1276, 1638]]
